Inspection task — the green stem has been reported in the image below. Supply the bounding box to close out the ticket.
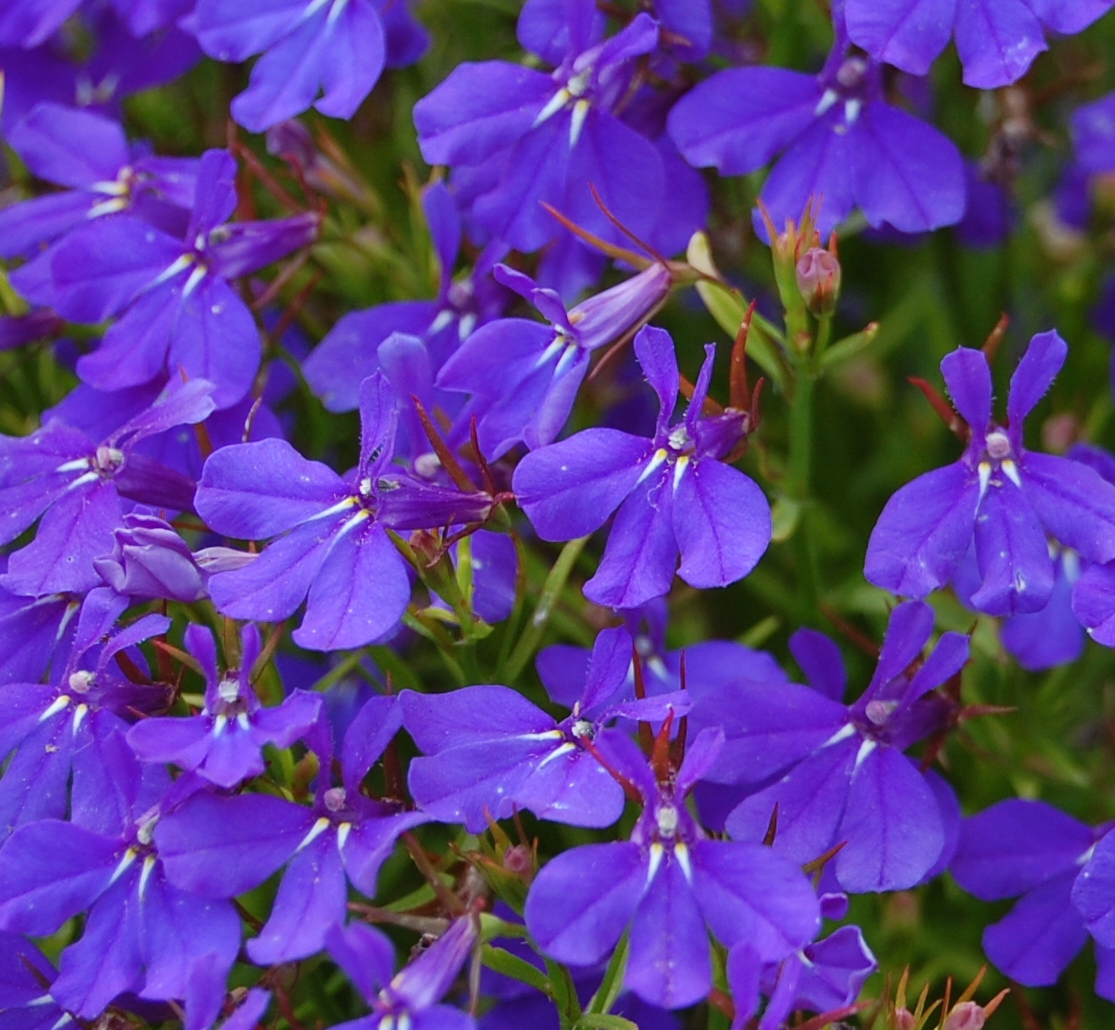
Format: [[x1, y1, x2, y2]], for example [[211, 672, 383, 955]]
[[503, 536, 589, 683], [787, 366, 820, 618]]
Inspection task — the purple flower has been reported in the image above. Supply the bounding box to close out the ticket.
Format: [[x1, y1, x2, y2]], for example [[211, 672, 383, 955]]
[[952, 799, 1115, 998], [326, 916, 478, 1030], [401, 626, 690, 831], [0, 931, 70, 1029], [127, 623, 321, 788], [437, 262, 672, 457], [0, 595, 172, 841], [0, 102, 198, 264], [157, 695, 428, 965], [196, 374, 494, 650], [40, 149, 317, 408], [668, 10, 965, 238], [524, 728, 820, 1010], [414, 3, 666, 253], [93, 513, 210, 601], [752, 926, 876, 1030], [0, 8, 202, 132], [866, 331, 1115, 614], [514, 325, 770, 609], [0, 732, 241, 1026], [0, 378, 215, 597], [192, 0, 425, 133], [722, 602, 968, 893], [845, 0, 1114, 89]]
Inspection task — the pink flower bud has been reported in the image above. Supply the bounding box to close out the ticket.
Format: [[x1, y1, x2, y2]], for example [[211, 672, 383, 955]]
[[943, 1001, 986, 1030], [894, 1009, 916, 1030], [796, 247, 842, 314]]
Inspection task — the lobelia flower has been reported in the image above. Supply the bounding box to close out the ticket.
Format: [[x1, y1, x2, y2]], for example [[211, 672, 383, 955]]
[[745, 925, 876, 1030], [413, 0, 666, 254], [0, 102, 199, 271], [157, 694, 429, 965], [845, 0, 1115, 89], [866, 331, 1115, 614], [191, 0, 427, 133], [39, 149, 318, 408], [524, 727, 820, 1011], [195, 373, 495, 650], [0, 377, 215, 598], [1073, 90, 1115, 175], [0, 591, 172, 842], [401, 625, 691, 831], [93, 513, 214, 602], [952, 799, 1115, 999], [127, 622, 321, 788], [326, 915, 478, 1030], [667, 3, 965, 239], [0, 931, 72, 1030], [721, 602, 968, 893], [0, 555, 83, 686], [304, 182, 508, 413], [0, 731, 241, 1027], [436, 261, 672, 457], [514, 324, 770, 609]]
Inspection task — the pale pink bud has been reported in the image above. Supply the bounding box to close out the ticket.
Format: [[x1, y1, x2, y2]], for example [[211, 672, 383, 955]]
[[943, 1001, 986, 1030], [796, 247, 841, 314]]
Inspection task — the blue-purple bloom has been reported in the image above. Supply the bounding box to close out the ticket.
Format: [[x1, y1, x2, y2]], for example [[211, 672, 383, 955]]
[[196, 373, 495, 650], [524, 728, 820, 1010], [437, 262, 672, 457], [953, 799, 1115, 998], [157, 695, 428, 965], [414, 1, 667, 254], [128, 623, 321, 788], [192, 0, 427, 133], [326, 916, 478, 1030], [866, 331, 1115, 615], [38, 149, 317, 408], [668, 6, 965, 238], [514, 325, 770, 609], [0, 378, 214, 597], [721, 602, 967, 893], [402, 626, 690, 831], [845, 0, 1114, 89], [0, 732, 240, 1027]]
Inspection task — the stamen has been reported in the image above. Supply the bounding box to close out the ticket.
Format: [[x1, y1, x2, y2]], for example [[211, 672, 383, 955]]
[[537, 742, 576, 768], [110, 848, 138, 884], [675, 841, 693, 884], [39, 695, 71, 721], [637, 448, 669, 485], [672, 455, 690, 492], [1001, 459, 1022, 488], [569, 99, 590, 148], [647, 842, 664, 884], [296, 817, 332, 852], [534, 88, 572, 127], [138, 855, 157, 901], [853, 739, 877, 769]]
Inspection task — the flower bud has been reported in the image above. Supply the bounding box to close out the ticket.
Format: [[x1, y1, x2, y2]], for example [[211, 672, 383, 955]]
[[943, 1002, 986, 1030], [894, 1009, 916, 1030], [796, 246, 841, 315]]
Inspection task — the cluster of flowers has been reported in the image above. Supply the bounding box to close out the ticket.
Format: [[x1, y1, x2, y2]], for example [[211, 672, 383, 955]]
[[4, 0, 1115, 1028]]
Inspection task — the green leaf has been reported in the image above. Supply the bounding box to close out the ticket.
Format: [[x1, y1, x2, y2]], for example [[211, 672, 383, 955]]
[[573, 1016, 639, 1030], [586, 932, 628, 1014], [482, 945, 552, 997], [686, 232, 788, 391]]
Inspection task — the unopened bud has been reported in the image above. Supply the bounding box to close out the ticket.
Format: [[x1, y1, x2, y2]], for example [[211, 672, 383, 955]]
[[796, 247, 841, 315], [894, 1009, 916, 1030], [943, 1002, 986, 1030], [503, 844, 534, 880]]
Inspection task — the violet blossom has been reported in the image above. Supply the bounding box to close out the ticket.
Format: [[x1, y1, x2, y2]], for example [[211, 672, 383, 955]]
[[866, 331, 1115, 615], [668, 5, 965, 238], [524, 728, 820, 1011], [845, 0, 1115, 89], [196, 373, 495, 651], [514, 325, 770, 609]]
